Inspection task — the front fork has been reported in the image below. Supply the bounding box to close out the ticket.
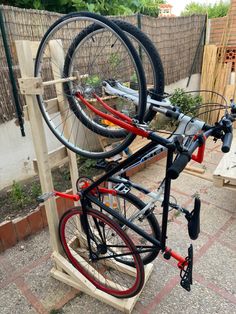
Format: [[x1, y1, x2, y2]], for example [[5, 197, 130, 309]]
[[160, 147, 174, 250], [161, 148, 193, 291]]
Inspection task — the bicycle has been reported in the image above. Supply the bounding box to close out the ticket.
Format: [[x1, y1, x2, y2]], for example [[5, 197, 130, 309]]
[[35, 12, 235, 298], [38, 97, 235, 298]]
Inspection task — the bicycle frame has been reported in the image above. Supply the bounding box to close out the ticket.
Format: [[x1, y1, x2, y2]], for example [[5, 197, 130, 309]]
[[80, 137, 185, 262], [51, 135, 186, 267], [72, 90, 202, 269]]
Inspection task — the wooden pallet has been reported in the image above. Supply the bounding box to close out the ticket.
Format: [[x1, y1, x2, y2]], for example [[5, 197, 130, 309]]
[[213, 130, 236, 189]]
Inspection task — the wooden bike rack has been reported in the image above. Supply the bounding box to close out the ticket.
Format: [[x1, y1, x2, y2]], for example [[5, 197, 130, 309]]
[[15, 39, 153, 313]]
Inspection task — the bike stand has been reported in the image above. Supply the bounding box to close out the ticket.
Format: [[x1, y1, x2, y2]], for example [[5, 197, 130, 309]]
[[51, 252, 153, 313], [15, 39, 154, 313]]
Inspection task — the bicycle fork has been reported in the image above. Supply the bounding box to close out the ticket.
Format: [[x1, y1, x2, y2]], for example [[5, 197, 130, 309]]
[[161, 148, 193, 291]]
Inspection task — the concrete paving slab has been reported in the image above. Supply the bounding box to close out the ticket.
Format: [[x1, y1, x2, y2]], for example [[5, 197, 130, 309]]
[[0, 283, 37, 314], [195, 242, 236, 296], [152, 282, 236, 314], [2, 229, 51, 271], [24, 258, 73, 310]]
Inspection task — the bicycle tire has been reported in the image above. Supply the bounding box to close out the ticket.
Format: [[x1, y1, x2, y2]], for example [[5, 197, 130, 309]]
[[94, 190, 161, 266], [59, 207, 144, 298], [112, 20, 165, 124], [63, 19, 164, 138], [35, 12, 147, 159]]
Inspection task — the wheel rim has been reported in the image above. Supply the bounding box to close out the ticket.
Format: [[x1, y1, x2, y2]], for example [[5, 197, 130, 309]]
[[59, 208, 144, 298]]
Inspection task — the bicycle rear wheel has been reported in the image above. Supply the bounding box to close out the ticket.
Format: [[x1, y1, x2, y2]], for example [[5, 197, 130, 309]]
[[111, 20, 165, 124], [35, 12, 146, 159], [59, 207, 144, 298], [63, 19, 164, 139]]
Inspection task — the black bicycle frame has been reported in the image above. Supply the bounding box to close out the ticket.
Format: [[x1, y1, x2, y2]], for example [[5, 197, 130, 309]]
[[80, 133, 176, 254]]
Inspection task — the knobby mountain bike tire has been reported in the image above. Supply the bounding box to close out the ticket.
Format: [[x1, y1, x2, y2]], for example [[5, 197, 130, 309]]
[[35, 12, 147, 159], [63, 19, 164, 140], [59, 207, 144, 298], [90, 190, 161, 266], [112, 20, 165, 124]]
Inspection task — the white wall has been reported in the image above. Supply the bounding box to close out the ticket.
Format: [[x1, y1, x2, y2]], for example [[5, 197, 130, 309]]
[[0, 74, 200, 190], [0, 119, 60, 190]]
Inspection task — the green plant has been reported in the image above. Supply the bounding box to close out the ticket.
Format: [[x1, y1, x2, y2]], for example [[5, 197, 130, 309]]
[[169, 88, 202, 116], [84, 75, 101, 87], [10, 181, 29, 209], [78, 156, 99, 177], [108, 53, 121, 72], [30, 181, 42, 199], [130, 72, 138, 83], [181, 1, 230, 18]]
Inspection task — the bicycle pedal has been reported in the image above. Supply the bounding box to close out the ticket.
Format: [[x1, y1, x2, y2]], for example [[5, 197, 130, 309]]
[[185, 197, 201, 240], [180, 244, 193, 292], [37, 191, 55, 203]]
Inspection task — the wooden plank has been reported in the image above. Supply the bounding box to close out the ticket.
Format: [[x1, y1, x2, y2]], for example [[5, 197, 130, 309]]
[[29, 41, 50, 60], [52, 251, 97, 292], [200, 45, 217, 121], [42, 76, 77, 86], [213, 130, 236, 188], [23, 98, 60, 120], [18, 77, 43, 95], [44, 98, 60, 114], [129, 137, 150, 154], [224, 84, 235, 103], [30, 41, 40, 59], [212, 62, 232, 123], [33, 146, 68, 173], [185, 166, 205, 174], [49, 39, 79, 200], [51, 252, 154, 314], [15, 40, 63, 255], [183, 170, 213, 182]]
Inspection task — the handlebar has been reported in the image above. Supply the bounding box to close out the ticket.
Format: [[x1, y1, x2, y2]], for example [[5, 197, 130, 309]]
[[222, 132, 233, 153], [167, 115, 234, 179], [167, 152, 191, 179]]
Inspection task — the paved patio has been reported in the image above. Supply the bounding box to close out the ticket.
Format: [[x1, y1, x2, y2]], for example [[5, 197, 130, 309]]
[[0, 140, 236, 313]]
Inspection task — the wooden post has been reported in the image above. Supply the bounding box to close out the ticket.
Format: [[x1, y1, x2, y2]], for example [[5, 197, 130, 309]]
[[49, 39, 79, 197], [15, 40, 62, 255]]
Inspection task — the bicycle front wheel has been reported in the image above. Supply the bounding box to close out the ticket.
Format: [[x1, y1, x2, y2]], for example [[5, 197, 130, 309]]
[[95, 190, 161, 266], [35, 12, 147, 159], [59, 207, 144, 298]]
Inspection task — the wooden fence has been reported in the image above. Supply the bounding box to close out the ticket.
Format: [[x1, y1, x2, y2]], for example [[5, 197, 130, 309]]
[[0, 5, 206, 123]]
